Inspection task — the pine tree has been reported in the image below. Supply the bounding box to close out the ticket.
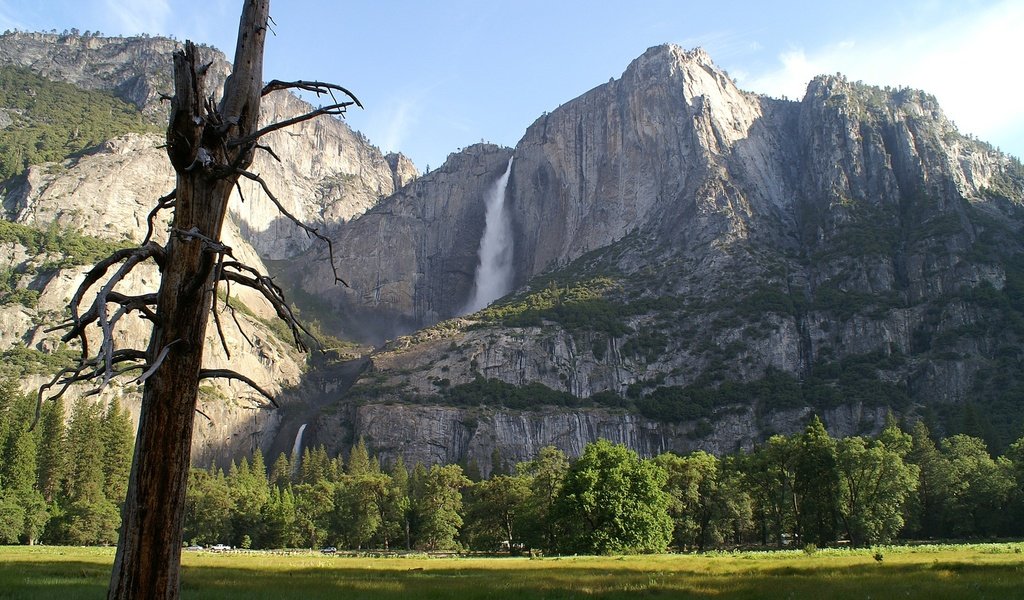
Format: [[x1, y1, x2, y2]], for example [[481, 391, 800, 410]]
[[35, 396, 67, 505], [262, 486, 297, 548], [408, 462, 429, 548], [101, 396, 134, 508], [347, 437, 372, 476], [184, 466, 233, 546], [905, 421, 953, 538], [60, 396, 119, 545], [390, 456, 412, 550], [228, 452, 270, 547], [300, 445, 330, 484], [269, 452, 291, 489], [0, 381, 47, 544]]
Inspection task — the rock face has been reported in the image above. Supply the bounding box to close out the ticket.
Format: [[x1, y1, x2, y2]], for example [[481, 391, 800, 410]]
[[0, 31, 417, 260], [350, 402, 890, 478], [232, 90, 412, 259], [293, 44, 1023, 469], [0, 132, 305, 464], [0, 31, 204, 114], [295, 144, 514, 341], [508, 46, 769, 279], [0, 31, 412, 465], [2, 35, 1022, 470]]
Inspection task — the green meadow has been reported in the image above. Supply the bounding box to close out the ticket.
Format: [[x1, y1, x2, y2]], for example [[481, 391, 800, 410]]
[[2, 544, 1023, 599]]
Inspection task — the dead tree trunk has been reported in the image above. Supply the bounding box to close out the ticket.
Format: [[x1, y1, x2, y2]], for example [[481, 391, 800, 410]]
[[34, 1, 358, 596], [106, 3, 269, 598]]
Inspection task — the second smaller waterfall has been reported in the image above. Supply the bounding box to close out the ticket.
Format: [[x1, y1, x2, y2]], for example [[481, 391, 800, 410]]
[[290, 423, 307, 476]]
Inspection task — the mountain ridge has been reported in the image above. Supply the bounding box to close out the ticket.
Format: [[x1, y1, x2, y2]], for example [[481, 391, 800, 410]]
[[0, 34, 1021, 472], [292, 42, 1024, 469]]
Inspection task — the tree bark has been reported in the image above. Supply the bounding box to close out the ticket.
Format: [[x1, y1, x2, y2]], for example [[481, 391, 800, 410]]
[[107, 2, 269, 598]]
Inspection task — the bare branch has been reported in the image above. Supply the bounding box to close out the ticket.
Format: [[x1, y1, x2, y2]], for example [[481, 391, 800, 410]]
[[198, 368, 277, 408], [47, 292, 158, 337], [67, 242, 165, 327], [59, 244, 163, 367], [36, 348, 148, 424], [142, 190, 176, 246], [210, 249, 232, 360], [224, 293, 255, 349], [255, 142, 281, 163], [261, 79, 363, 109], [230, 101, 355, 149], [218, 260, 318, 352], [235, 169, 347, 286], [172, 226, 233, 256], [134, 339, 182, 385]]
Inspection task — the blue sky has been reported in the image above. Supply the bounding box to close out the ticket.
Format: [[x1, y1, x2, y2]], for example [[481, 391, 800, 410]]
[[1, 0, 1021, 170]]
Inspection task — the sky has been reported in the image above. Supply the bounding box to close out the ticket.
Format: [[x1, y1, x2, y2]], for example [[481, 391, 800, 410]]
[[1, 0, 1021, 170]]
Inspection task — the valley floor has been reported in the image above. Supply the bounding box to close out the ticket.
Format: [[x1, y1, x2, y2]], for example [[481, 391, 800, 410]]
[[1, 543, 1023, 599]]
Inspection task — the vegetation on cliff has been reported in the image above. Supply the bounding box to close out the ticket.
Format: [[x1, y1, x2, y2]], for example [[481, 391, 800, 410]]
[[0, 66, 160, 180]]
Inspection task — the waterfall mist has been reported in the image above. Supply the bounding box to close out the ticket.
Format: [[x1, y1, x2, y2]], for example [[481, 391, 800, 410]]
[[462, 157, 514, 314]]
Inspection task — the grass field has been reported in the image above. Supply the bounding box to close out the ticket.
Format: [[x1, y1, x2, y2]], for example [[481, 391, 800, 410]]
[[1, 543, 1023, 599]]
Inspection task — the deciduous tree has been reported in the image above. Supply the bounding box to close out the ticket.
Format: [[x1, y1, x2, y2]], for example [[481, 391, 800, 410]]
[[464, 473, 531, 551], [553, 439, 672, 555], [516, 445, 568, 551], [415, 464, 470, 551], [941, 434, 1014, 536], [835, 423, 918, 546], [743, 434, 798, 547], [793, 416, 840, 545]]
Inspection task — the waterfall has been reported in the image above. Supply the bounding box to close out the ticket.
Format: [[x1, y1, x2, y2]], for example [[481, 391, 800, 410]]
[[290, 423, 307, 476], [462, 157, 514, 314]]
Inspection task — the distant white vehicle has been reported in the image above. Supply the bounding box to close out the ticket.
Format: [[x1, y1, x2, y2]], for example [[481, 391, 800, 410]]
[[210, 544, 232, 551]]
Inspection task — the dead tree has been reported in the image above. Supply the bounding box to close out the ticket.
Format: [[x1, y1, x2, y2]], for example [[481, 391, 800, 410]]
[[37, 1, 358, 597]]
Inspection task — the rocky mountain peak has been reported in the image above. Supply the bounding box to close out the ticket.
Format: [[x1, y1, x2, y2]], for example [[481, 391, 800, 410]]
[[287, 43, 1024, 470], [385, 152, 419, 189], [629, 43, 714, 69], [622, 43, 738, 97], [2, 33, 1022, 471]]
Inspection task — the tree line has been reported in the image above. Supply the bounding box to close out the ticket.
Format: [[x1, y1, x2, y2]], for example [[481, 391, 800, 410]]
[[0, 380, 133, 545], [3, 373, 1023, 552], [181, 416, 1024, 554]]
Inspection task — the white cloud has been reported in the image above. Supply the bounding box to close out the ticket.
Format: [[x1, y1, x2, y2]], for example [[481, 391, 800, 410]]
[[738, 0, 1024, 157], [379, 97, 419, 155]]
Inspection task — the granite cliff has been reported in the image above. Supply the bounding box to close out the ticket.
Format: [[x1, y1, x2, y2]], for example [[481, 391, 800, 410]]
[[290, 45, 1023, 472], [0, 32, 409, 464], [1, 35, 1022, 473]]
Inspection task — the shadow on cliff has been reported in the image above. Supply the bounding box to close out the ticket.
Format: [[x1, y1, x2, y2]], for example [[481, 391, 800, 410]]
[[263, 245, 431, 347], [264, 352, 372, 463]]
